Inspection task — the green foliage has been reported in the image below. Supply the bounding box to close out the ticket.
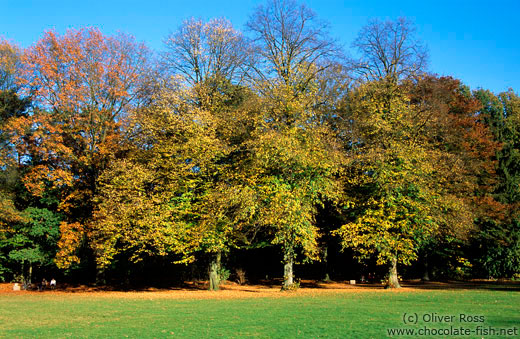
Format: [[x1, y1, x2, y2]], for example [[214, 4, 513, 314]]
[[470, 89, 520, 278], [474, 220, 520, 278], [0, 205, 61, 281], [6, 208, 61, 266], [218, 266, 231, 282]]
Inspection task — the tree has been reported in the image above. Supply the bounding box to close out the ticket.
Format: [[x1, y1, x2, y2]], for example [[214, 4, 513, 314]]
[[91, 76, 260, 289], [472, 88, 520, 278], [405, 76, 494, 279], [335, 79, 474, 288], [352, 17, 428, 83], [0, 37, 20, 92], [475, 89, 520, 206], [161, 19, 261, 289], [2, 207, 61, 285], [0, 38, 30, 165], [247, 120, 343, 289], [10, 28, 154, 271], [0, 38, 31, 282], [245, 0, 344, 289]]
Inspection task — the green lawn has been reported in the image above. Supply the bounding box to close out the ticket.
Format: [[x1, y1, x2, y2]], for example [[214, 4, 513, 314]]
[[1, 289, 519, 338]]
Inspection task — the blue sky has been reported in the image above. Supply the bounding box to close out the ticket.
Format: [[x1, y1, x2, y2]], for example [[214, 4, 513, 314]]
[[1, 0, 519, 93]]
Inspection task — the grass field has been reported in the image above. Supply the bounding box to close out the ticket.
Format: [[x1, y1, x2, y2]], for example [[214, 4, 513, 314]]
[[1, 282, 519, 338]]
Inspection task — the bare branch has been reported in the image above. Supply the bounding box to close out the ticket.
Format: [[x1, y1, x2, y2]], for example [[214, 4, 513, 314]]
[[352, 17, 428, 83], [246, 0, 343, 99], [162, 18, 250, 87]]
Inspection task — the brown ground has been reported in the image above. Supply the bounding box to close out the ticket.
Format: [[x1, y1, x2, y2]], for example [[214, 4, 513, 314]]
[[1, 279, 518, 299]]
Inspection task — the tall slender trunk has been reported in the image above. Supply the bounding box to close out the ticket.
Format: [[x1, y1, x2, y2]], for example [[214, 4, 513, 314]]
[[95, 265, 106, 286], [282, 246, 295, 290], [21, 261, 26, 289], [209, 251, 221, 291], [28, 262, 33, 285], [323, 245, 331, 282], [387, 257, 401, 288], [422, 254, 430, 281]]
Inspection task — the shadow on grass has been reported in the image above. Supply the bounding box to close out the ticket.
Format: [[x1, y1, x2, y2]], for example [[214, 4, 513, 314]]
[[401, 279, 520, 292], [16, 279, 520, 294]]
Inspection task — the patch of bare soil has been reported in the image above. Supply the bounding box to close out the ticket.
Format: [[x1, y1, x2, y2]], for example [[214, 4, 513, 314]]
[[0, 280, 517, 299]]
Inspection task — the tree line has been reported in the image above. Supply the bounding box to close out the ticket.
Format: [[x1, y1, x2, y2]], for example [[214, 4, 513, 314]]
[[1, 0, 519, 290]]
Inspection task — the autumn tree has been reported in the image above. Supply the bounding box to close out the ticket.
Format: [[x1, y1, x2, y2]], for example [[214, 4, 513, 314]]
[[0, 42, 59, 284], [0, 38, 30, 281], [0, 38, 30, 165], [245, 0, 344, 289], [91, 73, 260, 289], [157, 18, 259, 290], [10, 28, 154, 271], [472, 88, 520, 277], [335, 78, 479, 288]]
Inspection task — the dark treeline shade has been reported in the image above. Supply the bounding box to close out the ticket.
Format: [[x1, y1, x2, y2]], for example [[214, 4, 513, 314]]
[[1, 0, 519, 289]]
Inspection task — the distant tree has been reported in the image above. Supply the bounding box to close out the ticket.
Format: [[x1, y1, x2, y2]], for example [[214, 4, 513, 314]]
[[2, 208, 61, 284], [472, 88, 520, 278]]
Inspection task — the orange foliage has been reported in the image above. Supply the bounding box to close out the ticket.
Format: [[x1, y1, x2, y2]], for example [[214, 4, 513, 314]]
[[7, 28, 152, 267], [410, 76, 505, 223], [55, 222, 84, 268]]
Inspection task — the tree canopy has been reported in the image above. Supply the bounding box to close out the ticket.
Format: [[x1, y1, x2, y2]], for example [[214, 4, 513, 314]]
[[1, 0, 518, 289]]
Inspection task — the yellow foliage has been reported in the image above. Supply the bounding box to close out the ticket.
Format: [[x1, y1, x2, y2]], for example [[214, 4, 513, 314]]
[[336, 80, 473, 267]]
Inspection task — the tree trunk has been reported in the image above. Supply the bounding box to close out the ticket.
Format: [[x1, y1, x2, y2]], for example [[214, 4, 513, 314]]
[[387, 257, 401, 288], [422, 254, 430, 281], [28, 262, 32, 285], [21, 261, 26, 289], [209, 251, 221, 291], [95, 266, 106, 286], [282, 247, 295, 290], [322, 245, 331, 282]]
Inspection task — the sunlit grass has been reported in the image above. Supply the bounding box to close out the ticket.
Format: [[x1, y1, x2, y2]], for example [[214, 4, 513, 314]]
[[1, 289, 518, 338]]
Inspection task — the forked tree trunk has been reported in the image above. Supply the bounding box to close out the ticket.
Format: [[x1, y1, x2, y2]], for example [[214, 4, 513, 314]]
[[209, 251, 221, 291], [282, 247, 295, 290], [387, 257, 401, 288]]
